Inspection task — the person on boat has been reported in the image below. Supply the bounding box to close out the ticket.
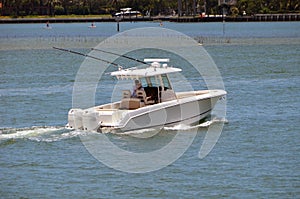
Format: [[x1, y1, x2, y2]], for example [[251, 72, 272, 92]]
[[131, 79, 144, 98]]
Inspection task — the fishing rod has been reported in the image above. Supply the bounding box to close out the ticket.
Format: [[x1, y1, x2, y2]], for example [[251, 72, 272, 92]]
[[53, 47, 121, 68], [92, 48, 149, 65]]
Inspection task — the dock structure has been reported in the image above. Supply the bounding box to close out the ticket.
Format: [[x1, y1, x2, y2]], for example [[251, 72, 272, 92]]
[[169, 13, 300, 22], [0, 13, 299, 24], [254, 13, 300, 22]]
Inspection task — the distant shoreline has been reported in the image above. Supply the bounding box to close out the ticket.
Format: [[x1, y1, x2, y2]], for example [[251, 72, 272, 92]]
[[0, 13, 299, 24]]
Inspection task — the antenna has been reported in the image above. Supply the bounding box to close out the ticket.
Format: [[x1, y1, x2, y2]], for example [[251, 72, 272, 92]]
[[53, 47, 120, 68], [92, 48, 149, 65]]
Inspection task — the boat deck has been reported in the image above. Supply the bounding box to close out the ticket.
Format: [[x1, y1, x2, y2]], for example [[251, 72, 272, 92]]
[[94, 90, 211, 111], [176, 90, 210, 99]]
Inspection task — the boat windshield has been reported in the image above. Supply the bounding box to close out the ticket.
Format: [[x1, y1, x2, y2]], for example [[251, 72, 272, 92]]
[[141, 75, 172, 90], [140, 78, 148, 87], [146, 76, 160, 87], [161, 74, 171, 90]]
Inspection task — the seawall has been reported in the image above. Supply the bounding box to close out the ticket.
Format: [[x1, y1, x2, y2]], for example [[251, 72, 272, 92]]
[[0, 13, 299, 24]]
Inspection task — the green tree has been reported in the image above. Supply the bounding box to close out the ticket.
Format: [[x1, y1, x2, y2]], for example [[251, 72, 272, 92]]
[[1, 0, 300, 17]]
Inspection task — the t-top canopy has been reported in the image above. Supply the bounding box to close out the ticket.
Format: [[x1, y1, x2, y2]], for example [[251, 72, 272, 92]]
[[110, 59, 181, 79], [111, 66, 182, 78]]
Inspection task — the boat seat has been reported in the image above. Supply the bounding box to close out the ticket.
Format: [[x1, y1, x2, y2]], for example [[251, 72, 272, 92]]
[[122, 90, 131, 99], [120, 98, 140, 110], [136, 90, 155, 105]]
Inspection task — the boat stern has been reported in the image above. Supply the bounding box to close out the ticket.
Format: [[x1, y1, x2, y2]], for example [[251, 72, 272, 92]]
[[66, 108, 84, 130], [81, 108, 125, 131]]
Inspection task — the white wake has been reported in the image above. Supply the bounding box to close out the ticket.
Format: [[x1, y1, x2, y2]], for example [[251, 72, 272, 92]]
[[163, 117, 228, 131], [0, 126, 90, 142]]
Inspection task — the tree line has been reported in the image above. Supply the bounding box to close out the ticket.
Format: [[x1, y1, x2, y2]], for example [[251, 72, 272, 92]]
[[1, 0, 299, 17]]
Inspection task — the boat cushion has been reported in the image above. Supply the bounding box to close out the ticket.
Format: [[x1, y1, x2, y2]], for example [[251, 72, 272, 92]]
[[120, 98, 140, 110]]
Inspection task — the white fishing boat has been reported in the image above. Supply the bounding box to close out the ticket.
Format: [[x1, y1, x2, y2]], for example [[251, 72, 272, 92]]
[[66, 57, 226, 133], [114, 8, 141, 17]]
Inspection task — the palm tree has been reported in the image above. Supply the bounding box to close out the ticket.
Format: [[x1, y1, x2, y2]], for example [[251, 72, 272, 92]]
[[46, 0, 61, 16]]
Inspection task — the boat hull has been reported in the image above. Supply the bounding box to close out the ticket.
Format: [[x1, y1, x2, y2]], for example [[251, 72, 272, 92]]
[[117, 97, 215, 132], [66, 90, 226, 133]]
